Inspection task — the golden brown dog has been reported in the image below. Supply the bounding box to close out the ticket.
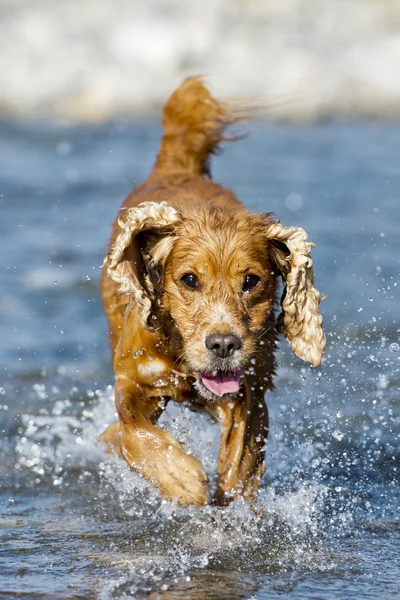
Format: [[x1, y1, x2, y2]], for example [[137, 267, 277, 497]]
[[100, 77, 325, 506]]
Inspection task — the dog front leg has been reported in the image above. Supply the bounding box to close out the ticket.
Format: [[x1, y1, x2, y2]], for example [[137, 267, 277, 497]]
[[212, 389, 268, 505], [108, 377, 209, 506]]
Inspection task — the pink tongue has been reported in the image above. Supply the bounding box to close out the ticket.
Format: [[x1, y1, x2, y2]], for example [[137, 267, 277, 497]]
[[200, 370, 242, 397]]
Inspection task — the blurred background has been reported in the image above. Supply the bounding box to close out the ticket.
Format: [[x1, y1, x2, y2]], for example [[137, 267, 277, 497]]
[[1, 2, 399, 600], [1, 0, 400, 122]]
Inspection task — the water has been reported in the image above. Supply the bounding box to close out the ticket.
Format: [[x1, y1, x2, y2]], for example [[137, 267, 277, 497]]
[[1, 119, 399, 599]]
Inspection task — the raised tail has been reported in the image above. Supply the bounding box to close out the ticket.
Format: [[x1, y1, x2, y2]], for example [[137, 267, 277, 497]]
[[153, 77, 240, 178]]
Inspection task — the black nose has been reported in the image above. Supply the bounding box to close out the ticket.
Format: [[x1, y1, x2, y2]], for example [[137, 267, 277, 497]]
[[205, 333, 242, 358]]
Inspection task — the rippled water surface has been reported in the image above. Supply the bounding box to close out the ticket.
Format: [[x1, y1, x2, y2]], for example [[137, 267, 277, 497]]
[[1, 120, 399, 599]]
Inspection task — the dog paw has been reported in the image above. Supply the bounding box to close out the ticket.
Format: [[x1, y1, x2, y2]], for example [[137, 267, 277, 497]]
[[119, 426, 209, 506], [156, 443, 209, 506]]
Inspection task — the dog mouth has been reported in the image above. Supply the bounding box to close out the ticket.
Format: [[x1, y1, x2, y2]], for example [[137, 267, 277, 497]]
[[199, 369, 243, 398]]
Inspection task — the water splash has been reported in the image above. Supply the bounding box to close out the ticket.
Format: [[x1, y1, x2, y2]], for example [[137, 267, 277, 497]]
[[13, 384, 352, 599]]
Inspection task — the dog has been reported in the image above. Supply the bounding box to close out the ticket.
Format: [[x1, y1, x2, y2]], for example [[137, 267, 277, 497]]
[[100, 77, 325, 506]]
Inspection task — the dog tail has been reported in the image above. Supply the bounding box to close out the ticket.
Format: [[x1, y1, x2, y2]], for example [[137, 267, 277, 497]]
[[153, 77, 240, 177]]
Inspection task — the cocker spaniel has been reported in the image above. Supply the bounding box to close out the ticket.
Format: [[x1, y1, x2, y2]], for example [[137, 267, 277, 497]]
[[100, 77, 325, 506]]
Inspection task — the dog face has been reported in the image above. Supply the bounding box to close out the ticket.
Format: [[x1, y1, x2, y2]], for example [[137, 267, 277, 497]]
[[160, 209, 278, 399], [105, 200, 325, 400]]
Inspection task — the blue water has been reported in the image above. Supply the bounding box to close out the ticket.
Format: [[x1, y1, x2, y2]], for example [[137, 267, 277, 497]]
[[0, 119, 399, 599]]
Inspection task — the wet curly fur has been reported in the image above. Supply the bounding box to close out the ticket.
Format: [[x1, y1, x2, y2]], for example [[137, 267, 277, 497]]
[[100, 77, 325, 506]]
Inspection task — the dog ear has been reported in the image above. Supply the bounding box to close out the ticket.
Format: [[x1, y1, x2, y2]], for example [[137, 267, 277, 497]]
[[265, 222, 326, 366], [104, 201, 182, 331]]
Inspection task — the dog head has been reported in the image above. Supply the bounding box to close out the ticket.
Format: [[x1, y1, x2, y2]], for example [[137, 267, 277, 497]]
[[105, 201, 325, 400]]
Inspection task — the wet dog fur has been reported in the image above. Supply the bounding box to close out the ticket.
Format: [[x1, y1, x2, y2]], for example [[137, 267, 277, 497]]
[[100, 77, 325, 506]]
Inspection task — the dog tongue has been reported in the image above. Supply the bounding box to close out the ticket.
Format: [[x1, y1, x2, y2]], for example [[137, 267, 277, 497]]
[[200, 370, 242, 397]]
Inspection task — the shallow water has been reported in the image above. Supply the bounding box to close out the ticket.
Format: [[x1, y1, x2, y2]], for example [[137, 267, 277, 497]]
[[0, 120, 399, 599]]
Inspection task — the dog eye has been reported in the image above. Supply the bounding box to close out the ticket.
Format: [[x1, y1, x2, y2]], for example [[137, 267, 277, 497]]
[[180, 273, 199, 289], [243, 274, 261, 292]]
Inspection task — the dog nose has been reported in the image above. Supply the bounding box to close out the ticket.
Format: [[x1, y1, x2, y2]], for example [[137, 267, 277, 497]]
[[205, 334, 242, 358]]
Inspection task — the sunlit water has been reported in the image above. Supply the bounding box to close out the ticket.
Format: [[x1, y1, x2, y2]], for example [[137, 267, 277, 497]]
[[1, 120, 399, 599]]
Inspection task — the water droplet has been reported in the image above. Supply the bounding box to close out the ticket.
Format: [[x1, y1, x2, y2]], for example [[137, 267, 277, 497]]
[[285, 192, 303, 211], [56, 141, 72, 156]]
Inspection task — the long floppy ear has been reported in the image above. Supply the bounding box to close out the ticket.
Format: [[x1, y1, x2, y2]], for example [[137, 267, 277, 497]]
[[265, 222, 326, 366], [103, 201, 182, 331]]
